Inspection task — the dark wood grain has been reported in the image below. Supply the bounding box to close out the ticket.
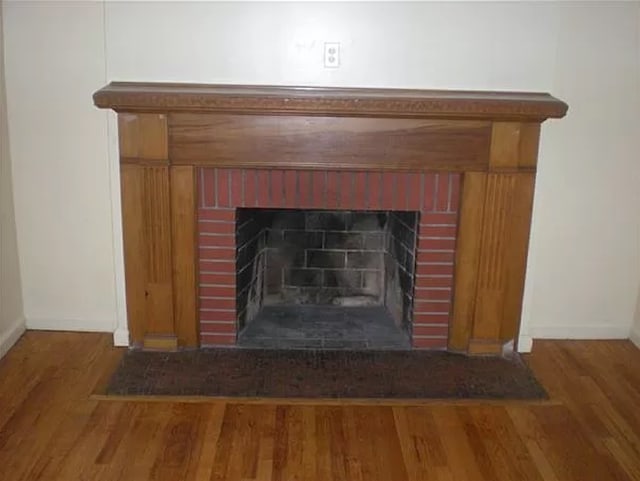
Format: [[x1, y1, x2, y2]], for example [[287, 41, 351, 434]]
[[95, 82, 568, 121], [168, 114, 491, 171]]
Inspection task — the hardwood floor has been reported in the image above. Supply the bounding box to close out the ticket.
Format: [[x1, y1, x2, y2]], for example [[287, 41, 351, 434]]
[[0, 332, 639, 480]]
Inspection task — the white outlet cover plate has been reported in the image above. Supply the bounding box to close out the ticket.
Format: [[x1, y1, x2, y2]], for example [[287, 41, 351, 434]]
[[324, 42, 340, 68]]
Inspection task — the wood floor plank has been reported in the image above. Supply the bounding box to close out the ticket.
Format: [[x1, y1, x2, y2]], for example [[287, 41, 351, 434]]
[[149, 403, 208, 481], [430, 405, 485, 481], [112, 403, 174, 481], [255, 405, 277, 481], [371, 407, 410, 480], [393, 406, 446, 480], [0, 333, 639, 480], [209, 404, 242, 481], [192, 403, 226, 481], [465, 405, 544, 481], [313, 406, 333, 481], [531, 404, 632, 481]]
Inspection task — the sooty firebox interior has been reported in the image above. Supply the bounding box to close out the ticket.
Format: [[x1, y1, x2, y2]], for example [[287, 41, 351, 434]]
[[235, 209, 419, 349]]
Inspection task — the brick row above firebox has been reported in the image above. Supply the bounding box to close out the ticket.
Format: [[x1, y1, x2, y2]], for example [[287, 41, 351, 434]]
[[197, 168, 460, 349]]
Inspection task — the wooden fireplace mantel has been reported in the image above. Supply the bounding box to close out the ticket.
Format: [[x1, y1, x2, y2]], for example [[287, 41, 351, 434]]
[[94, 82, 567, 120], [94, 82, 567, 354]]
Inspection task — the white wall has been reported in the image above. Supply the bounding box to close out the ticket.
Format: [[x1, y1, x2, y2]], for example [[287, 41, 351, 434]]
[[3, 1, 640, 351], [3, 1, 115, 332], [0, 1, 25, 358]]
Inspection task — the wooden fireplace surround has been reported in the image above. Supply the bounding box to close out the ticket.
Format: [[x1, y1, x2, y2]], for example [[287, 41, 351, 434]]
[[94, 82, 567, 355]]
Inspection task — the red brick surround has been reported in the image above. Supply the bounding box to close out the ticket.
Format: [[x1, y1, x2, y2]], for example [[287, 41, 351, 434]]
[[197, 168, 460, 349]]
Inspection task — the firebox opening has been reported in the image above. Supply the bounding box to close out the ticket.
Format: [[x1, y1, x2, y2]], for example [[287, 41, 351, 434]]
[[235, 208, 418, 349]]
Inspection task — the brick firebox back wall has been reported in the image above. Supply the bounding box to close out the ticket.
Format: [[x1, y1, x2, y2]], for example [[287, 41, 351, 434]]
[[198, 169, 460, 349]]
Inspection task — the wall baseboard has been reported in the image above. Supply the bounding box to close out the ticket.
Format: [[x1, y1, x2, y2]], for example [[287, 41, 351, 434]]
[[518, 324, 631, 354], [0, 317, 26, 359], [630, 323, 640, 349], [26, 318, 128, 347], [517, 335, 533, 353], [529, 324, 630, 340], [113, 328, 129, 347], [26, 317, 114, 332]]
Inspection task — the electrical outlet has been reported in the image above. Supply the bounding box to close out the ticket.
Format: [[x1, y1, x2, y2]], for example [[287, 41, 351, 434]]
[[324, 42, 340, 68]]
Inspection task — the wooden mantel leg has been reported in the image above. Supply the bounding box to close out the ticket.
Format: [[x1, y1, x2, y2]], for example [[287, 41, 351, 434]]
[[170, 165, 199, 348], [450, 122, 539, 354], [119, 113, 179, 350]]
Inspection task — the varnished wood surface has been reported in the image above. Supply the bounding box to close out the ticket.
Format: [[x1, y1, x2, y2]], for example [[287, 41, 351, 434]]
[[168, 114, 491, 171], [170, 165, 199, 348], [94, 82, 568, 121], [489, 122, 541, 170], [1, 332, 639, 481], [449, 172, 487, 352], [471, 172, 535, 353], [120, 164, 176, 348], [118, 113, 169, 162]]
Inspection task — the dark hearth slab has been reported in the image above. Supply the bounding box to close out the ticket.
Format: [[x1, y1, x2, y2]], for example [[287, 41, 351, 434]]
[[105, 349, 547, 400], [238, 305, 410, 350]]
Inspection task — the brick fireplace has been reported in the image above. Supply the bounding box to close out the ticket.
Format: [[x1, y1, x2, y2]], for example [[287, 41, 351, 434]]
[[94, 82, 567, 355], [197, 168, 459, 349]]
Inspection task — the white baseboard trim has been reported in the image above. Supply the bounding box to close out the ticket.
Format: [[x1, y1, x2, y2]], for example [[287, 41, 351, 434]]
[[630, 323, 640, 349], [26, 317, 114, 333], [0, 317, 26, 359], [518, 324, 631, 353], [517, 335, 533, 353], [113, 328, 129, 347], [529, 324, 630, 340]]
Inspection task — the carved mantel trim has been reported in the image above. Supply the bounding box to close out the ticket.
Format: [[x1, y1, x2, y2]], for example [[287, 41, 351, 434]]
[[94, 82, 567, 121]]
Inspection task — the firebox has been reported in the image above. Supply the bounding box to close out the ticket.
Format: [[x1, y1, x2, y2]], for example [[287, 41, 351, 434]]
[[233, 208, 417, 349], [197, 168, 460, 349]]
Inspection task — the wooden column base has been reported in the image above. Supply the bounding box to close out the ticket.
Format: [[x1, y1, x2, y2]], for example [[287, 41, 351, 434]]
[[143, 335, 178, 351]]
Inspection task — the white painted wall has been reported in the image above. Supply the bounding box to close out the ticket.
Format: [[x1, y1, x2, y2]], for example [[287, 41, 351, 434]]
[[3, 1, 640, 351], [3, 1, 115, 332], [0, 1, 25, 358]]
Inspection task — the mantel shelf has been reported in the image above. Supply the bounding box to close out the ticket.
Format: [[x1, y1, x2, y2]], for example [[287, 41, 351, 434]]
[[94, 82, 568, 121]]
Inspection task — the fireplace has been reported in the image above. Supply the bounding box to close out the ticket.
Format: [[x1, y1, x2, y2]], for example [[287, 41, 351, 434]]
[[93, 82, 567, 355], [198, 168, 459, 349]]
